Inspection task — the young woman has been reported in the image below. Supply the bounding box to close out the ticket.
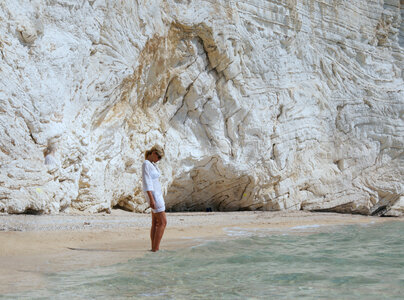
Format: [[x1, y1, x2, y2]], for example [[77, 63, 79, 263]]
[[142, 145, 166, 252]]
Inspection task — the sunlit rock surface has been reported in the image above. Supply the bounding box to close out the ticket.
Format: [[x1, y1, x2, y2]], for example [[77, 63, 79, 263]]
[[0, 0, 403, 215]]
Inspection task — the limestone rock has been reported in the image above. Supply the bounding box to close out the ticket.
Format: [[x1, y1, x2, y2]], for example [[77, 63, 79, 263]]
[[0, 0, 403, 215]]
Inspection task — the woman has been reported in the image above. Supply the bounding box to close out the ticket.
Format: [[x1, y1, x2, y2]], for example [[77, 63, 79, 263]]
[[142, 145, 167, 252]]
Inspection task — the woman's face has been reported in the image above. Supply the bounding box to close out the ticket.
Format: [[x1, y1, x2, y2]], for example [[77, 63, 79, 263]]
[[151, 151, 161, 163]]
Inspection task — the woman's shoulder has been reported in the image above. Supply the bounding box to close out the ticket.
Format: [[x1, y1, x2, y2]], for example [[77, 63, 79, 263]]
[[143, 160, 159, 173], [143, 160, 155, 169]]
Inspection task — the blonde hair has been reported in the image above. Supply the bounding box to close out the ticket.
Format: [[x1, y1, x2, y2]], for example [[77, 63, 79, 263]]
[[144, 145, 164, 159]]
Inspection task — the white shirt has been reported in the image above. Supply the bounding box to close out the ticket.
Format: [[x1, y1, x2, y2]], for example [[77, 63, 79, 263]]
[[45, 154, 57, 165], [45, 154, 60, 174], [142, 160, 165, 212]]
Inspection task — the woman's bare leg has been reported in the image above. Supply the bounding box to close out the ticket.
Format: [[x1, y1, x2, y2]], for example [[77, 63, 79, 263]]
[[152, 212, 167, 252], [150, 213, 157, 250]]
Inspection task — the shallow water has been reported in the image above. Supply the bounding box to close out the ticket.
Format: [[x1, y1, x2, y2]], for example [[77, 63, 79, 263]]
[[3, 221, 404, 299]]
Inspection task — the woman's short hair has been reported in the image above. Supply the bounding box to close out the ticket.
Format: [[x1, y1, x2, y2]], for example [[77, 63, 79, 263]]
[[145, 145, 165, 159]]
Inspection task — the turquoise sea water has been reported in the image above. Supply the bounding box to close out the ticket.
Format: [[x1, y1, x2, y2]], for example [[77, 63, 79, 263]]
[[3, 221, 404, 299]]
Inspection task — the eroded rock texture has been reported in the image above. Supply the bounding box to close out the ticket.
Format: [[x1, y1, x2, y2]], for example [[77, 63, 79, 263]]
[[0, 0, 403, 215]]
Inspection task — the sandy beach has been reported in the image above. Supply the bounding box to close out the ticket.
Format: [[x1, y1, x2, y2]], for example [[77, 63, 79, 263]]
[[0, 210, 401, 295]]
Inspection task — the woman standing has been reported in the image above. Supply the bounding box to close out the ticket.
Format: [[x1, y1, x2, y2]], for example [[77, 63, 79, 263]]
[[142, 145, 167, 252]]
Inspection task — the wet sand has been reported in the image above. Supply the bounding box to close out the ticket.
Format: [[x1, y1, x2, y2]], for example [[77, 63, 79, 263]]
[[0, 210, 401, 294]]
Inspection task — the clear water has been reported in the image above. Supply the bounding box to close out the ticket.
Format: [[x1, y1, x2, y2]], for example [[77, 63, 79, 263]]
[[3, 221, 404, 299]]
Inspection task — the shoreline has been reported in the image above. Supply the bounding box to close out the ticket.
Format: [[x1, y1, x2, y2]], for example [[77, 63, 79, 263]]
[[0, 211, 402, 295]]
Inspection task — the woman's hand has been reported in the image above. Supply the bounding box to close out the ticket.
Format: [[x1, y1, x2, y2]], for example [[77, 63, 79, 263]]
[[150, 199, 156, 209], [147, 191, 156, 209]]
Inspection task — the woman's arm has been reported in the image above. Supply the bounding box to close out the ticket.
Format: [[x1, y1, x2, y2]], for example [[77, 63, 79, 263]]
[[143, 163, 156, 209], [146, 191, 156, 209]]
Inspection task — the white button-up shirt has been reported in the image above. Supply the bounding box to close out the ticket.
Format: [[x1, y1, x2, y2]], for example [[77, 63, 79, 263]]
[[142, 160, 165, 213]]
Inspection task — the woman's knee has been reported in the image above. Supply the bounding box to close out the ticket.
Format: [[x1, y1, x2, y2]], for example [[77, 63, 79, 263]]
[[158, 215, 167, 228], [158, 217, 166, 227]]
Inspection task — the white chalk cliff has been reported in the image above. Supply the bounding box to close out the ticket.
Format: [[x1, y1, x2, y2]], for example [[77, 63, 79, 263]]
[[0, 0, 403, 216]]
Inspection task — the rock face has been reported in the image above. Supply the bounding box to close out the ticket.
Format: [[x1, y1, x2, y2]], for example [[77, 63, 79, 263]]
[[0, 0, 403, 216]]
